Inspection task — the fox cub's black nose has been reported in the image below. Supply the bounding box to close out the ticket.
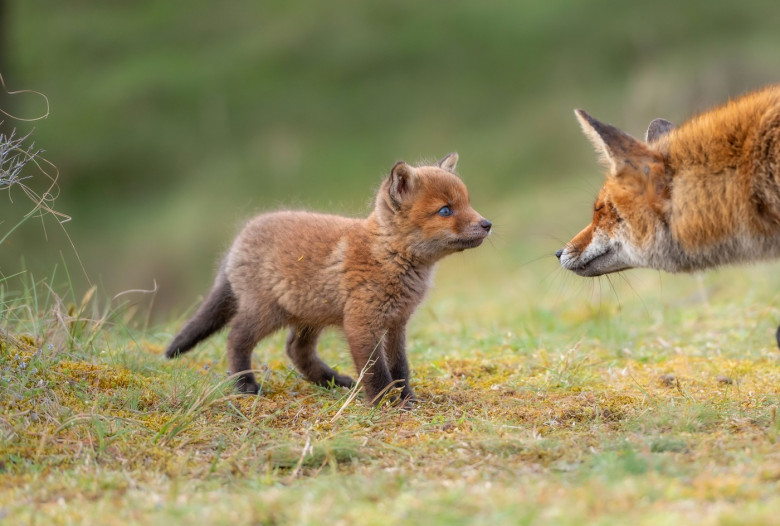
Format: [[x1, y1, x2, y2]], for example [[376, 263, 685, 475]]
[[480, 219, 492, 232], [555, 249, 563, 259]]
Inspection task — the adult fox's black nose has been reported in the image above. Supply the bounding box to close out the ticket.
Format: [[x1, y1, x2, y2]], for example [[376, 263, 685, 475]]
[[480, 219, 492, 232], [555, 249, 563, 259]]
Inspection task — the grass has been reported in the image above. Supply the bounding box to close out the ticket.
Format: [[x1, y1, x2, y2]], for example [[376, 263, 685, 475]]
[[2, 184, 780, 524]]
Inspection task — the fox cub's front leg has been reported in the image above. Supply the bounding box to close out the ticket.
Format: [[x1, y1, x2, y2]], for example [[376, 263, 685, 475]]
[[384, 326, 415, 404], [342, 314, 396, 405]]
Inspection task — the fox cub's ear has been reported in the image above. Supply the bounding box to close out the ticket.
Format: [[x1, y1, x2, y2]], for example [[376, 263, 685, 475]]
[[645, 118, 674, 143], [574, 109, 656, 173], [437, 152, 459, 173], [388, 161, 419, 207]]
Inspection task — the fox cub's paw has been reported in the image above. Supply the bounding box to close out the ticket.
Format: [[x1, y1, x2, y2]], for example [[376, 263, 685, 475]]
[[235, 375, 261, 395], [371, 388, 417, 410], [331, 373, 357, 389]]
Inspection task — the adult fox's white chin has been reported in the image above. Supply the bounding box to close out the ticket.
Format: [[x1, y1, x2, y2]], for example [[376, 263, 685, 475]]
[[559, 247, 633, 277]]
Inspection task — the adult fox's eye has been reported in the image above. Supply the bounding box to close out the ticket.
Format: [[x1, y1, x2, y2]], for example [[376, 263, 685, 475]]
[[437, 206, 453, 217]]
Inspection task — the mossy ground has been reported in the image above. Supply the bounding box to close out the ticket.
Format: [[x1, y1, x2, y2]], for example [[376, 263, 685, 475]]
[[2, 189, 780, 525]]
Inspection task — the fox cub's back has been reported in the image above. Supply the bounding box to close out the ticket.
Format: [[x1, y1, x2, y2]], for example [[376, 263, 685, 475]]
[[225, 211, 359, 325]]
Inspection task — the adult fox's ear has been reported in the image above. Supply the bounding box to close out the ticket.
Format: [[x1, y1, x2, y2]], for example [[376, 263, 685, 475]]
[[437, 152, 459, 173], [645, 118, 674, 143], [575, 109, 666, 199], [574, 109, 656, 174], [387, 161, 419, 207]]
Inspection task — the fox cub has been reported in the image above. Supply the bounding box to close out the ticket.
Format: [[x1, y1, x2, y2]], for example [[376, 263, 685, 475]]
[[167, 153, 492, 404], [557, 86, 780, 341]]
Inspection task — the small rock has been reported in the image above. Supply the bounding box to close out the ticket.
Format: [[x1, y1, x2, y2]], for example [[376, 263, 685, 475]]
[[659, 373, 676, 387], [716, 375, 734, 385]]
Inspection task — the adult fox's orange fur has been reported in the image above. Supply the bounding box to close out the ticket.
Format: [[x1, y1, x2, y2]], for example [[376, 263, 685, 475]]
[[557, 86, 780, 342], [167, 154, 492, 404]]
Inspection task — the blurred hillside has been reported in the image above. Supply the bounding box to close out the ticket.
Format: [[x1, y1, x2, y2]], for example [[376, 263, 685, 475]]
[[2, 0, 780, 319]]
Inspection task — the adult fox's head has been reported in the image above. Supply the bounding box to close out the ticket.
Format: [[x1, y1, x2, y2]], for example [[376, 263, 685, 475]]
[[556, 111, 675, 276]]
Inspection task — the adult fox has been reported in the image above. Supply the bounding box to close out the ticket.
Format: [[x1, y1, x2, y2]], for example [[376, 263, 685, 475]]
[[557, 86, 780, 343]]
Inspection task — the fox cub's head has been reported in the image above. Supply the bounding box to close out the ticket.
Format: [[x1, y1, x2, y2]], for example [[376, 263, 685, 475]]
[[557, 111, 674, 276], [376, 153, 492, 263]]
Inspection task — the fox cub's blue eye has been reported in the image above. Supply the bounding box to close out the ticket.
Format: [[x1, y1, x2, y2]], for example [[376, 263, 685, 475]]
[[438, 206, 453, 217]]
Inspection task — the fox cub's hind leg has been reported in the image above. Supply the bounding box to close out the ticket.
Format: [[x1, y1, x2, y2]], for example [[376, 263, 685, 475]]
[[286, 326, 356, 388], [227, 311, 279, 394]]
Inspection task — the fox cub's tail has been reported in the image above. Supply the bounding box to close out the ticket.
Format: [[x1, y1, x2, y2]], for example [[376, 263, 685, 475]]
[[165, 272, 236, 358]]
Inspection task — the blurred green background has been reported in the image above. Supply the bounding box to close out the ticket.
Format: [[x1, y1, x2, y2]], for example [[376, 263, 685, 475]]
[[2, 0, 779, 320]]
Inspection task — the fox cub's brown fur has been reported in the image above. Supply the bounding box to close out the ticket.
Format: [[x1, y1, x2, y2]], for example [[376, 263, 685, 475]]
[[167, 153, 491, 404]]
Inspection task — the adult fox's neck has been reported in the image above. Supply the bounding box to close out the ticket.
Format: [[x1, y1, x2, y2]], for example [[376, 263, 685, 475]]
[[661, 87, 778, 176], [658, 86, 780, 262]]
